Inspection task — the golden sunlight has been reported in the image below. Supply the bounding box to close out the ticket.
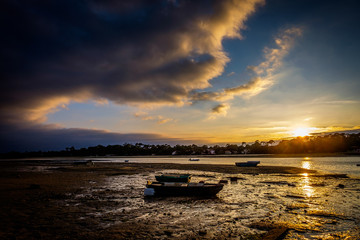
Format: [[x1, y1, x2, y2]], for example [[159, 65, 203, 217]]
[[301, 161, 312, 170], [292, 127, 310, 137], [301, 173, 314, 198]]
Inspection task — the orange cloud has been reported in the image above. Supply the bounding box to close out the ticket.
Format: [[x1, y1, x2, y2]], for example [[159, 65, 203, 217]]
[[191, 26, 303, 104]]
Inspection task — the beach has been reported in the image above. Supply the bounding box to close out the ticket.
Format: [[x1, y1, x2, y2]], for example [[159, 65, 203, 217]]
[[0, 160, 359, 239]]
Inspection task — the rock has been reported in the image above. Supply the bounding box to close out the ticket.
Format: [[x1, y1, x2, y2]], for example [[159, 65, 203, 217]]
[[337, 184, 345, 188], [198, 230, 207, 236], [230, 177, 238, 182]]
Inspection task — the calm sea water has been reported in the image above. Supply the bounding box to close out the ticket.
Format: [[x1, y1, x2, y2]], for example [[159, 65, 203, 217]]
[[5, 155, 360, 177], [88, 156, 360, 177]]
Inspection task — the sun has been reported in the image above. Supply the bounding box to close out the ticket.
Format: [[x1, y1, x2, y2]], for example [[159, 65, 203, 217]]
[[293, 127, 310, 137]]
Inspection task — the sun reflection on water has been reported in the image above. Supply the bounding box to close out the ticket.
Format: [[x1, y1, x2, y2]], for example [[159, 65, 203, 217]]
[[301, 172, 314, 198], [301, 160, 314, 197], [301, 160, 312, 170]]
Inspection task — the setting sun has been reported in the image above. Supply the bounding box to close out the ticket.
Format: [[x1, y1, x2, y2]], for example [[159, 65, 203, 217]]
[[293, 127, 310, 137]]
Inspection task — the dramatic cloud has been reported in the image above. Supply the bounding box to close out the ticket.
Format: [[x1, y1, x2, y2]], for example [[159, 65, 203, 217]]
[[1, 0, 264, 126], [191, 27, 303, 103], [0, 0, 266, 151]]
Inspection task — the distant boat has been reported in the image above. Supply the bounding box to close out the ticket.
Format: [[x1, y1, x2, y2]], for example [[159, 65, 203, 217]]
[[155, 174, 191, 183], [189, 158, 200, 161], [145, 181, 224, 197], [235, 161, 260, 167], [124, 160, 129, 163]]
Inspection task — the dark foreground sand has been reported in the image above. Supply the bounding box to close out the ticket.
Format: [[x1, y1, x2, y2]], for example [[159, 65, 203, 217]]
[[0, 161, 357, 239]]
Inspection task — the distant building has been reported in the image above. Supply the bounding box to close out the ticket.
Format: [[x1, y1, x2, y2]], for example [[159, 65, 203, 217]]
[[224, 150, 231, 155], [208, 149, 216, 155]]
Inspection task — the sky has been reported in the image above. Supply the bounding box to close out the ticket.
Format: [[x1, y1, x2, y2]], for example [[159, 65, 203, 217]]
[[1, 0, 360, 152]]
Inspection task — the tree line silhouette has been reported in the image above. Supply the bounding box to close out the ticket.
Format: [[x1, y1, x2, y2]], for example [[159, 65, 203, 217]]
[[2, 133, 360, 158]]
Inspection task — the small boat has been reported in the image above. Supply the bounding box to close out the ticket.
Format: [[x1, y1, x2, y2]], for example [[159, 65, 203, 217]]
[[145, 181, 224, 197], [189, 158, 200, 161], [124, 160, 129, 163], [235, 161, 260, 167], [155, 174, 191, 183]]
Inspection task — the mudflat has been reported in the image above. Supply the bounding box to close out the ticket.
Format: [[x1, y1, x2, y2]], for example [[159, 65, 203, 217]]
[[0, 161, 359, 239]]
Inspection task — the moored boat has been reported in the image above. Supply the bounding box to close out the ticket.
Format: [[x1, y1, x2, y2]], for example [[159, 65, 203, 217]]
[[189, 158, 200, 161], [155, 174, 191, 183], [145, 181, 223, 197], [235, 161, 260, 167]]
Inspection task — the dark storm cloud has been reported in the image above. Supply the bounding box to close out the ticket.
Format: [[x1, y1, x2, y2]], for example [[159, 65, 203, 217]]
[[1, 0, 264, 123], [0, 123, 200, 152], [0, 0, 263, 151]]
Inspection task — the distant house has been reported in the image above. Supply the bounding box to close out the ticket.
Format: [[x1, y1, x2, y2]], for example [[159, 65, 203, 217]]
[[208, 149, 216, 155], [242, 149, 250, 154]]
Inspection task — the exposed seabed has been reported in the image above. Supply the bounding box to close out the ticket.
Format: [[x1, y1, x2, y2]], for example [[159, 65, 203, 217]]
[[0, 161, 359, 239]]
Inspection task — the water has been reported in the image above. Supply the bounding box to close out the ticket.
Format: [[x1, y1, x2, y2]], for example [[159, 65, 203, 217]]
[[87, 156, 360, 177], [5, 155, 360, 177]]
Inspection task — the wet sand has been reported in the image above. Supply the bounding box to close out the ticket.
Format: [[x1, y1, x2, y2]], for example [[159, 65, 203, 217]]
[[0, 161, 359, 239]]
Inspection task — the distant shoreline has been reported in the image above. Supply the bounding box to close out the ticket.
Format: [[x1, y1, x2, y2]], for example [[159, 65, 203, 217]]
[[1, 152, 359, 160], [85, 152, 358, 158]]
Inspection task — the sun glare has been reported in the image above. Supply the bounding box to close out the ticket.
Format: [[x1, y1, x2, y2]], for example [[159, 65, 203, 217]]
[[293, 127, 310, 137]]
